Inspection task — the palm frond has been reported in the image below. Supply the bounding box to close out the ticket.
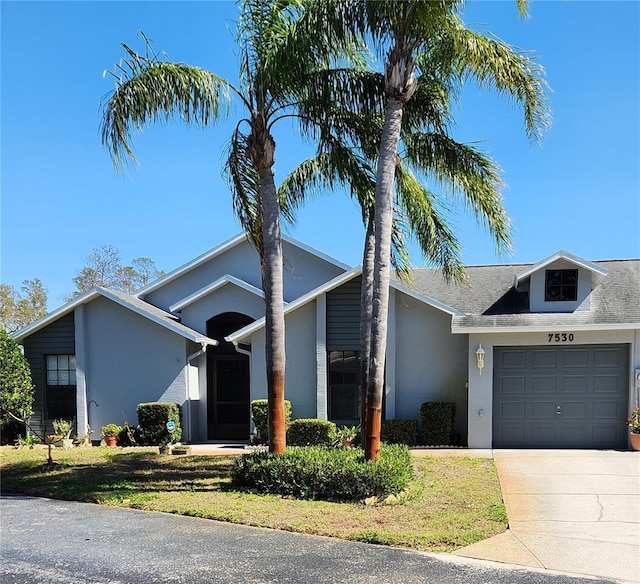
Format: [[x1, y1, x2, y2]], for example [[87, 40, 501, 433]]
[[101, 41, 233, 171], [403, 132, 511, 254], [395, 161, 467, 284], [434, 21, 551, 142]]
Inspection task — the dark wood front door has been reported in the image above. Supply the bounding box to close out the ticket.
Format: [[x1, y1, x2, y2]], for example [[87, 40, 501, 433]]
[[207, 354, 250, 440]]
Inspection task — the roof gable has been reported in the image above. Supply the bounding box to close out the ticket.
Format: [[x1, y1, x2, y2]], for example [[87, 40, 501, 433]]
[[169, 275, 265, 313], [226, 267, 461, 344], [11, 287, 217, 346], [136, 233, 351, 299], [514, 250, 608, 291]]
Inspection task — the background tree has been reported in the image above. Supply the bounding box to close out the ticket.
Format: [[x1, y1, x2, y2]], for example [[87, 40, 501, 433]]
[[0, 279, 48, 333], [65, 244, 164, 300], [0, 329, 34, 442]]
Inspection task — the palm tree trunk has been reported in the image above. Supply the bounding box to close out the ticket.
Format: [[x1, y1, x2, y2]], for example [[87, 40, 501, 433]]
[[258, 167, 287, 454], [365, 97, 404, 461], [359, 216, 375, 443]]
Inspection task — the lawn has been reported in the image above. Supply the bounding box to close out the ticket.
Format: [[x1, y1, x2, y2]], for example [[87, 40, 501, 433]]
[[0, 446, 507, 552]]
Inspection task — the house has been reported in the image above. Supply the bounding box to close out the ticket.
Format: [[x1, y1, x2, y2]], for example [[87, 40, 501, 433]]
[[12, 234, 640, 449]]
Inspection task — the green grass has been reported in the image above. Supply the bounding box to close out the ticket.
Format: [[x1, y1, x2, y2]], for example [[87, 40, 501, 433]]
[[0, 446, 507, 553]]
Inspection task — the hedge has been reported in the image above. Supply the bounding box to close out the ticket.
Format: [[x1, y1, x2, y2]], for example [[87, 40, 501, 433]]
[[137, 402, 182, 446], [251, 399, 291, 444], [287, 418, 336, 446], [420, 401, 456, 446], [381, 419, 418, 446], [231, 444, 413, 501]]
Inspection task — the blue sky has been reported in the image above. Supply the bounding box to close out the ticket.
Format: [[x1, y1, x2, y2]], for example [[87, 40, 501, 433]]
[[1, 0, 638, 310]]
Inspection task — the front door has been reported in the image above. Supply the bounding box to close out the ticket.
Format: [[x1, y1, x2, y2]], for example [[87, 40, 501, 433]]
[[208, 354, 250, 440], [206, 312, 254, 441]]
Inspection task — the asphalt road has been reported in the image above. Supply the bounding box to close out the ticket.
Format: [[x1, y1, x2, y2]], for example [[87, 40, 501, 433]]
[[0, 496, 620, 584]]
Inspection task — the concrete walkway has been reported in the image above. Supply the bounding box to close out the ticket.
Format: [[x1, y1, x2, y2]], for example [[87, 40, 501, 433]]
[[453, 450, 640, 583]]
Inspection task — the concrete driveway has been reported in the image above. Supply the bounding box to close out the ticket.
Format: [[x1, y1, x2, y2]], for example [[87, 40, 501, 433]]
[[454, 450, 640, 583]]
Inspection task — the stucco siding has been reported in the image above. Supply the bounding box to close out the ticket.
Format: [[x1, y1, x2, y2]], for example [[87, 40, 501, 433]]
[[143, 241, 262, 312], [179, 286, 265, 334], [83, 297, 188, 435], [395, 293, 468, 439], [142, 239, 345, 313], [246, 302, 317, 423]]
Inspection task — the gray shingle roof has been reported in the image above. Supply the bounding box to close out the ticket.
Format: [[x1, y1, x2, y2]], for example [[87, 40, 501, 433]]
[[410, 259, 640, 329]]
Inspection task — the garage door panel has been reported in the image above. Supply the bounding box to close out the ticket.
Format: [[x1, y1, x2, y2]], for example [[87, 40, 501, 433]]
[[499, 376, 525, 394], [593, 400, 620, 420], [560, 401, 587, 419], [532, 375, 556, 393], [501, 350, 526, 369], [493, 345, 628, 449], [593, 375, 622, 393], [500, 401, 525, 419], [594, 348, 623, 368], [561, 375, 588, 393], [532, 350, 557, 368], [529, 400, 556, 419], [562, 349, 589, 368]]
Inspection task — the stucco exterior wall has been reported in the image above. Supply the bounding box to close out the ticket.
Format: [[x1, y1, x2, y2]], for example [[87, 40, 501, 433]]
[[179, 286, 265, 334], [83, 297, 189, 435], [394, 293, 469, 439], [143, 239, 345, 312], [246, 301, 318, 424], [467, 328, 640, 448]]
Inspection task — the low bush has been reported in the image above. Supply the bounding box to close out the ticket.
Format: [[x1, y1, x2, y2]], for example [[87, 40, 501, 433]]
[[287, 418, 336, 446], [381, 419, 418, 446], [137, 402, 182, 446], [251, 399, 291, 444], [231, 444, 413, 501], [420, 402, 456, 446]]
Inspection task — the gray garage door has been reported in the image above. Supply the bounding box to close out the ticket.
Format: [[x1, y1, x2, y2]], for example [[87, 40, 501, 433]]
[[493, 345, 629, 448]]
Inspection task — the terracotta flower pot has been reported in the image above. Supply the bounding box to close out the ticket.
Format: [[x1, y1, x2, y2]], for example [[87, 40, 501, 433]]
[[630, 433, 640, 451], [105, 436, 117, 447]]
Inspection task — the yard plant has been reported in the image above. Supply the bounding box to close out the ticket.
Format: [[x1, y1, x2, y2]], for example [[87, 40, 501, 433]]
[[0, 446, 507, 552]]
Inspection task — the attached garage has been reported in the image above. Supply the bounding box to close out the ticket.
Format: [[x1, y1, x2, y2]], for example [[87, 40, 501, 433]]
[[493, 345, 630, 448]]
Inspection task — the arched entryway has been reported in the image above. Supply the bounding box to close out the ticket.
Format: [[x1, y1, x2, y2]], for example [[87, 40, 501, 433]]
[[206, 312, 254, 440]]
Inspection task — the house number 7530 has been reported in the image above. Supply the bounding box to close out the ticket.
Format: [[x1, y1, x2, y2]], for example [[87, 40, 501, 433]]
[[548, 333, 574, 343]]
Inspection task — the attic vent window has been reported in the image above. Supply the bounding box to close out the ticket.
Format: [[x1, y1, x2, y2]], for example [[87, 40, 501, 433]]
[[545, 269, 578, 302]]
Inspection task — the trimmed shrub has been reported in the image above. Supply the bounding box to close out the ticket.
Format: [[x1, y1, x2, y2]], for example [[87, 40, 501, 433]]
[[231, 444, 413, 501], [137, 402, 182, 446], [251, 399, 291, 444], [287, 418, 336, 446], [420, 401, 456, 446], [381, 419, 418, 446]]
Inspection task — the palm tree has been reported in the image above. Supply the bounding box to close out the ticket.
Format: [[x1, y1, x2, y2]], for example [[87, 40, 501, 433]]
[[280, 68, 509, 444], [301, 0, 550, 459], [101, 0, 359, 453]]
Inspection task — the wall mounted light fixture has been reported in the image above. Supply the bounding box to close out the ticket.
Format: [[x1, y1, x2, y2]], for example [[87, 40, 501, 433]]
[[476, 344, 485, 375]]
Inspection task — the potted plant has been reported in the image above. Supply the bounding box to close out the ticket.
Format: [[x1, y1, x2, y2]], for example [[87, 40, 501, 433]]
[[335, 425, 360, 448], [101, 423, 122, 447], [171, 443, 192, 456], [627, 407, 640, 451], [52, 419, 74, 449]]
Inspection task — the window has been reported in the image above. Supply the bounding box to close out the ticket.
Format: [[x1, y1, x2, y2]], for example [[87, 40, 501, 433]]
[[45, 355, 76, 420], [328, 350, 360, 421], [545, 269, 578, 302]]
